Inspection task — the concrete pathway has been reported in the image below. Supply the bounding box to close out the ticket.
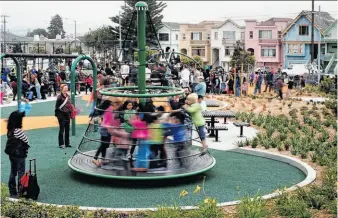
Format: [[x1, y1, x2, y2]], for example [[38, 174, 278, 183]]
[[192, 119, 259, 151], [292, 96, 327, 103]]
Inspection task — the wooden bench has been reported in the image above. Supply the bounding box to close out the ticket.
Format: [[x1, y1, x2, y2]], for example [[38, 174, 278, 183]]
[[233, 122, 250, 137], [206, 125, 228, 142]]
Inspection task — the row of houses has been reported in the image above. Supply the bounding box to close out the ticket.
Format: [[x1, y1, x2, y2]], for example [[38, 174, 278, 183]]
[[158, 10, 337, 74]]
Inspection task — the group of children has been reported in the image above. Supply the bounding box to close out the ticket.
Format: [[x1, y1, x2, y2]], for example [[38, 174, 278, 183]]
[[91, 93, 207, 172]]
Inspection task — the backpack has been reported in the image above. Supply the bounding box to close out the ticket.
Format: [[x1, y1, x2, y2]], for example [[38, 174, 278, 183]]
[[19, 159, 40, 200], [48, 71, 56, 81], [5, 131, 30, 158]]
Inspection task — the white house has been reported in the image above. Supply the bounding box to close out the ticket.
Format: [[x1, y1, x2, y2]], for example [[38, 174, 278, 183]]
[[210, 19, 245, 71], [157, 22, 180, 53]]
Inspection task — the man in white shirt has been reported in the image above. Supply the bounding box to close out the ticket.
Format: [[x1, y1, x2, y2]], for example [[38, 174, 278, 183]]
[[145, 64, 151, 81], [120, 61, 130, 86], [180, 65, 190, 88]]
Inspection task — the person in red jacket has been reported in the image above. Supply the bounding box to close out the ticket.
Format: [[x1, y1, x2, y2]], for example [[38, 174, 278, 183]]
[[56, 74, 61, 92], [85, 75, 93, 94]]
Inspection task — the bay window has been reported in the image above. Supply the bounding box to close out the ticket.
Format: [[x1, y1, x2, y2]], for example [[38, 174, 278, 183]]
[[261, 47, 276, 57], [259, 30, 272, 39]]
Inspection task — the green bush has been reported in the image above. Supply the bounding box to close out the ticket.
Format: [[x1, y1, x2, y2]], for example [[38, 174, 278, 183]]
[[275, 192, 312, 218], [236, 193, 270, 218], [192, 198, 223, 218], [251, 137, 258, 148], [1, 183, 9, 202]]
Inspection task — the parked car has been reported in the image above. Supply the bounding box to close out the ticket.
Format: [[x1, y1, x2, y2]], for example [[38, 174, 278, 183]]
[[282, 64, 309, 77]]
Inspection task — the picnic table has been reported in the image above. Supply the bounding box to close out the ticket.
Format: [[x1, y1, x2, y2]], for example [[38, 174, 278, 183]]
[[205, 99, 220, 107], [202, 110, 235, 137]]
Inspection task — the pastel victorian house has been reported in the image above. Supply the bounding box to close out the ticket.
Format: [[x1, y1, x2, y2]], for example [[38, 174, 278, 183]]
[[157, 22, 180, 53], [210, 19, 245, 71], [179, 21, 222, 65], [281, 10, 335, 69], [323, 20, 337, 74], [245, 18, 292, 71]]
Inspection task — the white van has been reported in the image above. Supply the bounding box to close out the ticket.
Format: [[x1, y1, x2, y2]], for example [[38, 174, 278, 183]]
[[282, 64, 309, 77]]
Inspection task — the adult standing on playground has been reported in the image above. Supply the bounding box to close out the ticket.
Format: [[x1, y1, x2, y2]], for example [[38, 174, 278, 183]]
[[254, 71, 263, 95], [180, 65, 190, 88], [121, 62, 130, 86], [145, 64, 151, 83], [55, 84, 72, 149], [129, 64, 138, 86], [275, 77, 285, 99], [5, 99, 31, 197], [48, 68, 57, 96], [192, 66, 201, 92], [105, 63, 113, 76], [264, 71, 273, 92], [40, 70, 49, 100], [194, 76, 206, 97]]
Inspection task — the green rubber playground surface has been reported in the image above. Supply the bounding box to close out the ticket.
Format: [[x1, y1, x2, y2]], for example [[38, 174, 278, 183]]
[[0, 125, 305, 208], [0, 100, 306, 208]]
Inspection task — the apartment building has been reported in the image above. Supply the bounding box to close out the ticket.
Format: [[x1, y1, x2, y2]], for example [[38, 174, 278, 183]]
[[157, 22, 180, 52], [245, 17, 292, 71], [179, 21, 222, 65], [210, 19, 245, 71]]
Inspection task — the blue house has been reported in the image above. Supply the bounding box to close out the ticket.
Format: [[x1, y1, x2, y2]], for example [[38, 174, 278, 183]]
[[282, 10, 335, 69]]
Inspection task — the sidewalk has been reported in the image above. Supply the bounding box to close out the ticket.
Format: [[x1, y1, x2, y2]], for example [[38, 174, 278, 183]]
[[192, 119, 259, 151]]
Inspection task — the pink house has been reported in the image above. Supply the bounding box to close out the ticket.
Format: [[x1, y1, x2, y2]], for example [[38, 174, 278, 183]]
[[245, 18, 293, 71]]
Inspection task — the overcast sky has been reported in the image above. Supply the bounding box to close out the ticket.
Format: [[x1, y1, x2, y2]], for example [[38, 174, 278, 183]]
[[0, 1, 337, 37]]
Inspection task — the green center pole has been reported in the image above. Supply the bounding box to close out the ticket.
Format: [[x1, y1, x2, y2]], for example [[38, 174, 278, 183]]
[[70, 55, 98, 136], [135, 1, 147, 105]]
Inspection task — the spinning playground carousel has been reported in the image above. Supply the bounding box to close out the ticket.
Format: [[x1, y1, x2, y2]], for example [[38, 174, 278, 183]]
[[68, 2, 216, 180]]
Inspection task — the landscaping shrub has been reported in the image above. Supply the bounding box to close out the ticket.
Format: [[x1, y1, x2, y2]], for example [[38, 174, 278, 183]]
[[236, 193, 270, 218], [275, 192, 312, 218]]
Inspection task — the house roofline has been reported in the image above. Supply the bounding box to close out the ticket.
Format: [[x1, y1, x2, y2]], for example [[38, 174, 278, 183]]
[[282, 11, 324, 36], [212, 18, 244, 29], [324, 19, 337, 34]]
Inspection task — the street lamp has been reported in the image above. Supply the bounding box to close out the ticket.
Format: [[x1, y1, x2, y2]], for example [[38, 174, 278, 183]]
[[64, 17, 77, 47]]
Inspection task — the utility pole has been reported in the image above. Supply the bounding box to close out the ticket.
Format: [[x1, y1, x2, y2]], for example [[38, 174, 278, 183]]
[[317, 5, 321, 85], [74, 20, 77, 47], [119, 11, 122, 61], [1, 15, 9, 52], [1, 15, 9, 69], [311, 0, 315, 64]]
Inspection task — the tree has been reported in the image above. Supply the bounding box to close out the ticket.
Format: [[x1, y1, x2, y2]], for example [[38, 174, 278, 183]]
[[47, 14, 66, 39], [83, 26, 117, 52], [109, 0, 167, 49], [181, 55, 204, 67], [230, 40, 255, 73], [26, 28, 48, 37], [133, 46, 157, 61]]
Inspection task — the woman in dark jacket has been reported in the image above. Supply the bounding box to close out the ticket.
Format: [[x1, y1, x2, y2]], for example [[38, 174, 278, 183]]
[[5, 99, 31, 197], [55, 84, 72, 148], [228, 75, 234, 94]]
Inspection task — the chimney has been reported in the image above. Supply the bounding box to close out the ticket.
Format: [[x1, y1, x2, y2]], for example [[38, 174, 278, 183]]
[[34, 35, 39, 41], [56, 34, 61, 40]]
